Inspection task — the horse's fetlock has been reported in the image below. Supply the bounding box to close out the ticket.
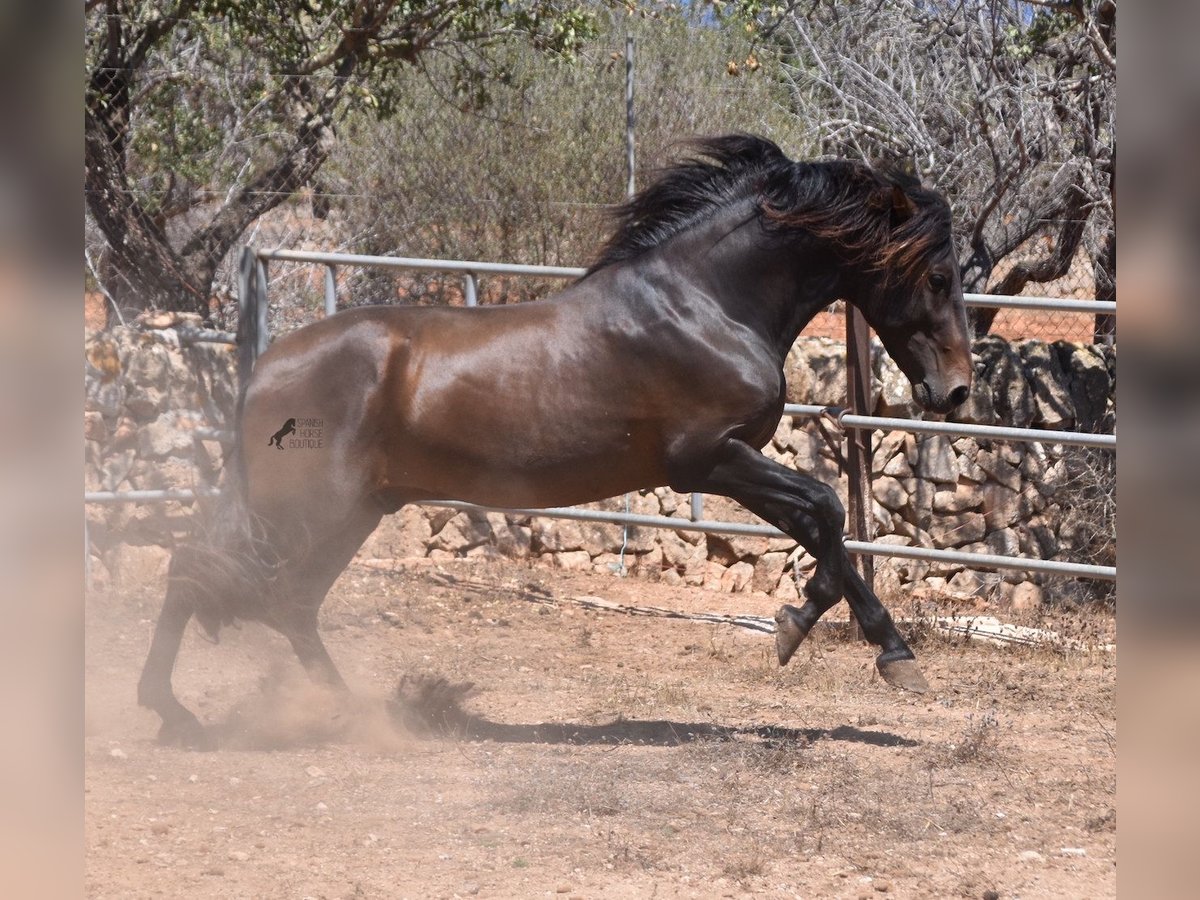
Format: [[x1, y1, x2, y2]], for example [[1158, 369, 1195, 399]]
[[137, 675, 164, 710], [804, 564, 842, 607]]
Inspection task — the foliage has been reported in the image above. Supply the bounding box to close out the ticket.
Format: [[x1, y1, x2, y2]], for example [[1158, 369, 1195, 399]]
[[85, 0, 1117, 341], [325, 4, 802, 305], [733, 0, 1116, 336], [85, 0, 602, 318]]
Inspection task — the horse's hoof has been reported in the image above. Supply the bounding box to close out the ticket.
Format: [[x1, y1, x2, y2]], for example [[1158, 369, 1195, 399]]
[[157, 716, 216, 751], [774, 605, 810, 666], [875, 653, 930, 694]]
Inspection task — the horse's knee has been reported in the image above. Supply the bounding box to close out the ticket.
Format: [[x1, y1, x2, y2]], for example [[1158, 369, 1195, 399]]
[[781, 486, 842, 553], [811, 482, 844, 534]]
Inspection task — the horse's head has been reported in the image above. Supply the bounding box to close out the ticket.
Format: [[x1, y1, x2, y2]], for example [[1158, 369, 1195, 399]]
[[854, 177, 973, 415]]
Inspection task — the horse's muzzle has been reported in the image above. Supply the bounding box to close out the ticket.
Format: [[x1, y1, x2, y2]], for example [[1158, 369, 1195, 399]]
[[914, 379, 970, 415]]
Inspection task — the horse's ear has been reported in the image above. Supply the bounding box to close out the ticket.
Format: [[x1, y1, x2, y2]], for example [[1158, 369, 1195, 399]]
[[891, 185, 917, 225]]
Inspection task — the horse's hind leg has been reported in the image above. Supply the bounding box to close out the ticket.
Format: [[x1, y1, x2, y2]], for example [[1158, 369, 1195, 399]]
[[260, 503, 383, 694], [137, 547, 216, 750]]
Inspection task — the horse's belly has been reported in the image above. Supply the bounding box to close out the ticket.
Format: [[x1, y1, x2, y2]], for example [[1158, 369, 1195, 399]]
[[462, 461, 659, 509], [382, 431, 667, 509]]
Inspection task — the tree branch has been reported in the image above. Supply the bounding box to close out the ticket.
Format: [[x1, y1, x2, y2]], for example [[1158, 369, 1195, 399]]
[[181, 76, 352, 274], [989, 175, 1090, 296]]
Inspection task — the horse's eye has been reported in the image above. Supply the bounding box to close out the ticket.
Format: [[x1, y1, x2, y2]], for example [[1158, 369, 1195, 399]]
[[928, 273, 948, 292]]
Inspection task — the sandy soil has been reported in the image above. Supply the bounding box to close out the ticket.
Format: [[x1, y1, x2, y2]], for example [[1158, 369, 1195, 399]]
[[86, 559, 1115, 899]]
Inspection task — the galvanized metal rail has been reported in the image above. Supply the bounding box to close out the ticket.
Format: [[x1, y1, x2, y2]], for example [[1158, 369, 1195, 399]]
[[783, 404, 1116, 450]]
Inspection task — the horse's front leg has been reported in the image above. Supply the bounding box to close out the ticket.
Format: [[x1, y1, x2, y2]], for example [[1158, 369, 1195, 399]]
[[774, 522, 929, 693], [670, 439, 927, 692], [671, 438, 846, 604]]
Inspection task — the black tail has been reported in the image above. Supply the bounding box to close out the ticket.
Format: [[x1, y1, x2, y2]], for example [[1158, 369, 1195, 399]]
[[172, 344, 276, 640]]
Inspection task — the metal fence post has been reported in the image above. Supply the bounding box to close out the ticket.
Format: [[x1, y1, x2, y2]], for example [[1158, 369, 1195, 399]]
[[463, 272, 478, 307], [254, 256, 270, 361], [845, 305, 875, 613], [237, 247, 257, 385], [625, 36, 636, 200], [324, 264, 337, 316]]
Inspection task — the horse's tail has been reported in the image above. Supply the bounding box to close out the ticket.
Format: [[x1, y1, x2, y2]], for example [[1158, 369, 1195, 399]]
[[169, 354, 276, 641]]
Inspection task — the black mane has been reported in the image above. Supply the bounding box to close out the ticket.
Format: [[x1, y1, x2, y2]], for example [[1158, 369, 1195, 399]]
[[587, 134, 953, 285], [588, 134, 792, 273]]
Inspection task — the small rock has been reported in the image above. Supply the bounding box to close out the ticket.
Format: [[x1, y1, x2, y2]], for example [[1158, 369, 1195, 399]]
[[1010, 582, 1043, 612], [933, 486, 982, 515], [928, 511, 986, 549], [553, 550, 594, 572], [556, 885, 573, 894], [881, 452, 913, 478], [315, 801, 328, 811], [109, 747, 127, 759], [305, 765, 325, 778], [150, 822, 169, 836], [110, 416, 138, 450], [187, 773, 198, 783], [915, 434, 959, 482], [1019, 850, 1045, 863], [84, 411, 108, 442], [874, 882, 891, 893], [1060, 847, 1087, 857], [720, 560, 754, 593], [982, 891, 1000, 900], [872, 476, 909, 511], [752, 552, 788, 594]]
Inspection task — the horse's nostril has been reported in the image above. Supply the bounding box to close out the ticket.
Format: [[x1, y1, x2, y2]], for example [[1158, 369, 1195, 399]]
[[949, 385, 970, 407]]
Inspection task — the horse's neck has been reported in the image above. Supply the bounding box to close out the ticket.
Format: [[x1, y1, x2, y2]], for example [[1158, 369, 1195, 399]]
[[660, 206, 844, 362]]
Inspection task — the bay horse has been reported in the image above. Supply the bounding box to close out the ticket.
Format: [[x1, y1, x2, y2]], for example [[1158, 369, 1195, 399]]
[[139, 135, 972, 749]]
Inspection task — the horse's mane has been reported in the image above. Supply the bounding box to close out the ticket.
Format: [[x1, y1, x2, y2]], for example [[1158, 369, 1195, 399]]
[[587, 134, 953, 285]]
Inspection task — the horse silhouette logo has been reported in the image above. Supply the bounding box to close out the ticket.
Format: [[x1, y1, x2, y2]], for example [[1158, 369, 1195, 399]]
[[268, 418, 297, 449]]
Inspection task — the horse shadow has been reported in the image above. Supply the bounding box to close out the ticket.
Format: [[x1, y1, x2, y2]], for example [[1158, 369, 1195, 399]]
[[385, 676, 918, 749], [208, 674, 918, 751]]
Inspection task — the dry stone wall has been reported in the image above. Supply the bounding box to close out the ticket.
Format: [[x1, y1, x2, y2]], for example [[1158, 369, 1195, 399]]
[[85, 317, 238, 588], [85, 320, 1115, 606]]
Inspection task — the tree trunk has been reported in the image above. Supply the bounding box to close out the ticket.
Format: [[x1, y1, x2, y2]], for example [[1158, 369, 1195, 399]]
[[971, 174, 1090, 337], [86, 68, 343, 323]]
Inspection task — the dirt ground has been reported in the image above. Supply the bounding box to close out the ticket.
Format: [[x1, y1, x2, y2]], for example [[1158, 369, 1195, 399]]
[[85, 558, 1115, 899]]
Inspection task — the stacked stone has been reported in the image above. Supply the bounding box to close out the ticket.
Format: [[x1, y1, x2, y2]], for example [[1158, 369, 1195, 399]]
[[84, 317, 237, 587]]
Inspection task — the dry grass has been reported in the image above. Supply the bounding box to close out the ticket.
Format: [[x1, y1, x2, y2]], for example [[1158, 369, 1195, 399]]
[[922, 712, 1006, 768]]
